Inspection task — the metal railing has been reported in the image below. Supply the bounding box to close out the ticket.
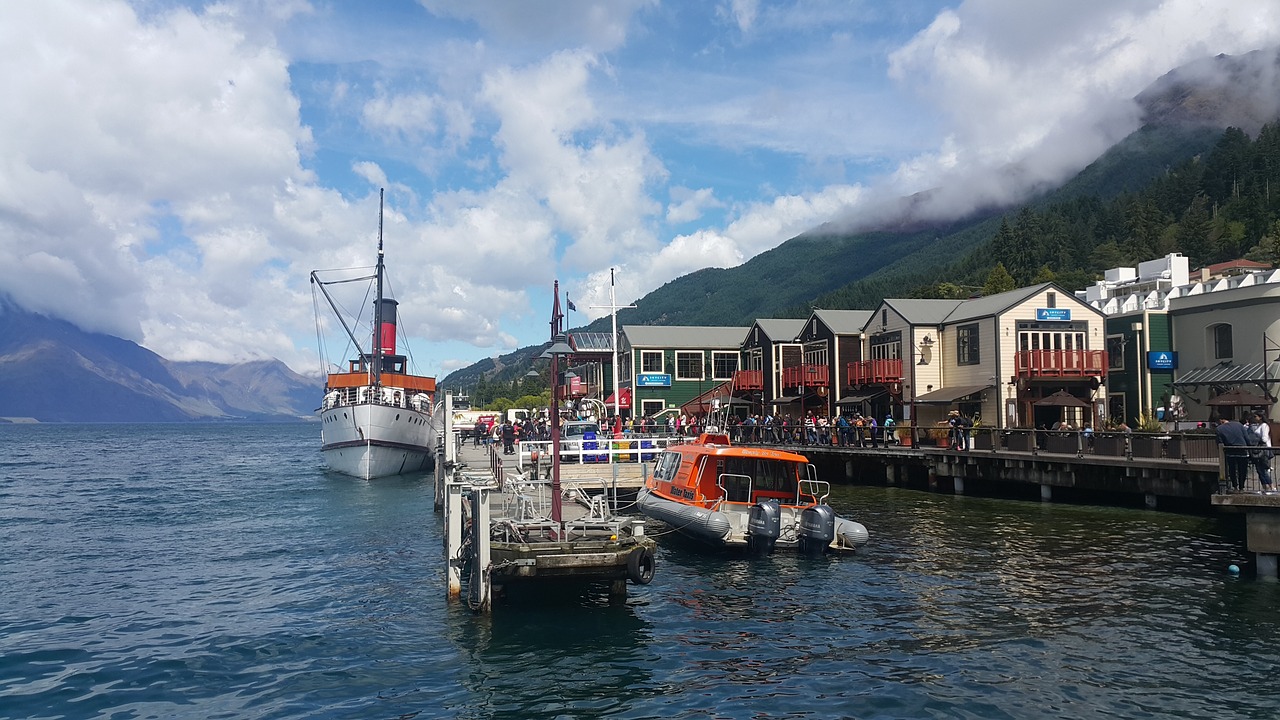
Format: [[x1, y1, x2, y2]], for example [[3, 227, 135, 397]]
[[516, 434, 684, 469]]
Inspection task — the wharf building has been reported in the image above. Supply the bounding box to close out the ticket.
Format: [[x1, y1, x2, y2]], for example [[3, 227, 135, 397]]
[[561, 254, 1277, 432]]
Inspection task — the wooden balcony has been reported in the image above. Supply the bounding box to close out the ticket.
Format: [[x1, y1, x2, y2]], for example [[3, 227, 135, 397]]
[[732, 369, 763, 391], [846, 358, 903, 386], [780, 364, 829, 390], [1014, 350, 1109, 378]]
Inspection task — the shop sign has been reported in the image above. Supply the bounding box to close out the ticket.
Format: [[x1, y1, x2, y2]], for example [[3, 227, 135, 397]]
[[637, 373, 672, 387]]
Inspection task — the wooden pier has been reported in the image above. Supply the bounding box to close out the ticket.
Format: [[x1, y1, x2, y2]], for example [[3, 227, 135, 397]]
[[436, 429, 656, 612], [753, 432, 1280, 579]]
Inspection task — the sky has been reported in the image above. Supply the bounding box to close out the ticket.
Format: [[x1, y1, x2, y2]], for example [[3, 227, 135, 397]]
[[2, 1, 1280, 380]]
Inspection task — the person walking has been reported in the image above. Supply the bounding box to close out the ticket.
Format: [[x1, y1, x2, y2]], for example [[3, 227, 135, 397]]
[[883, 413, 896, 445], [1215, 416, 1251, 492], [1247, 412, 1273, 492]]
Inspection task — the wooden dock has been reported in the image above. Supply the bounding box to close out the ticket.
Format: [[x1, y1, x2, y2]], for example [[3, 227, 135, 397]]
[[437, 435, 656, 611]]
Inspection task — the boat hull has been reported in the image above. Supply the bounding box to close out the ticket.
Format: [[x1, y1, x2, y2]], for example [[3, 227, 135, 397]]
[[320, 402, 437, 479], [638, 487, 868, 552]]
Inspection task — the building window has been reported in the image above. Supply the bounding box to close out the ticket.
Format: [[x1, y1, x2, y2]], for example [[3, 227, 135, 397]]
[[641, 350, 664, 374], [1106, 335, 1125, 370], [1046, 292, 1057, 308], [957, 324, 980, 365], [711, 351, 739, 380], [1213, 324, 1233, 360], [640, 399, 665, 417], [675, 351, 704, 380]]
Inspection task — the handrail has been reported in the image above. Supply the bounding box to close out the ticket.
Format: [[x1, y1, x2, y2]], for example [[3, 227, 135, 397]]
[[516, 434, 683, 469]]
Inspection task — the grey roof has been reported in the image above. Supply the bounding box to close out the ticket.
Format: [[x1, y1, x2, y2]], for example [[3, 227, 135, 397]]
[[752, 318, 806, 342], [621, 325, 748, 349], [944, 283, 1051, 323], [914, 384, 992, 404], [813, 309, 874, 335], [882, 298, 962, 325], [1173, 361, 1280, 387]]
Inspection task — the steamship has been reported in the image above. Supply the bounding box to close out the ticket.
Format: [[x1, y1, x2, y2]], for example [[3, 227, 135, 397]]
[[312, 190, 439, 479]]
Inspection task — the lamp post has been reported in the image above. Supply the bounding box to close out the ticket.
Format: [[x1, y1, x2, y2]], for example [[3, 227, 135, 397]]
[[540, 281, 574, 537]]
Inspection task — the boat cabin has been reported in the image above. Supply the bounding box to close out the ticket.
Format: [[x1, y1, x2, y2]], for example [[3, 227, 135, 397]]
[[649, 434, 819, 508]]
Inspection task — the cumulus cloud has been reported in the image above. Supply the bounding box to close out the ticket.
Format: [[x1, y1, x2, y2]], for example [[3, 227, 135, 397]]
[[865, 0, 1280, 226], [4, 0, 1280, 379]]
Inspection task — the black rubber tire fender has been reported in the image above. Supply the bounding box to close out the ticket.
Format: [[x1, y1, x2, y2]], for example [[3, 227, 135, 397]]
[[626, 545, 655, 585]]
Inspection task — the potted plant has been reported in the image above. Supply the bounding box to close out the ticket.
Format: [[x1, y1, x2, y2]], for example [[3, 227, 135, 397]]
[[1130, 412, 1166, 458], [897, 427, 913, 447], [929, 426, 951, 448], [972, 426, 995, 450]]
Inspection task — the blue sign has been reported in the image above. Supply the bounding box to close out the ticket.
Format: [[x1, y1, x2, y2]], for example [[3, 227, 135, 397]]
[[1147, 351, 1177, 370], [637, 373, 672, 387], [1036, 308, 1071, 321]]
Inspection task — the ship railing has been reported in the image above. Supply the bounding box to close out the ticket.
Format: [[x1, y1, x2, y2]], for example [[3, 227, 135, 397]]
[[715, 473, 753, 506], [800, 465, 830, 504]]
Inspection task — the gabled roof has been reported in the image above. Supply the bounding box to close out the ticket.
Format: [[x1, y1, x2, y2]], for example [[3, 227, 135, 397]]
[[943, 283, 1052, 323], [812, 309, 874, 335], [621, 325, 748, 349], [881, 298, 962, 325], [751, 318, 806, 342]]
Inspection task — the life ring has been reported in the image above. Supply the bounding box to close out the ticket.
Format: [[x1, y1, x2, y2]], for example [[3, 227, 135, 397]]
[[626, 546, 655, 585]]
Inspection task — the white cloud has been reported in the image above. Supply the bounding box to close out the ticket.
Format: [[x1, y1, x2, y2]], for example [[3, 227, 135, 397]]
[[666, 187, 722, 225]]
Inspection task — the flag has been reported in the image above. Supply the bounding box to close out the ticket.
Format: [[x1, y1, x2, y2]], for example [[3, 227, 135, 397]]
[[566, 297, 577, 312]]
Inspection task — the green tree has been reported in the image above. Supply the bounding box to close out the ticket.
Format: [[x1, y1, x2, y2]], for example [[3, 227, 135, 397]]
[[983, 263, 1016, 295], [1245, 220, 1280, 267], [1032, 264, 1057, 283]]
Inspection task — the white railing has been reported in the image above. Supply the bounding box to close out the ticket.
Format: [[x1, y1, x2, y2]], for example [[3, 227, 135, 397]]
[[517, 435, 682, 470]]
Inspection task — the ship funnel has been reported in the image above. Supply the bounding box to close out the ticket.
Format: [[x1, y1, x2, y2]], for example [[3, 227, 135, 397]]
[[376, 298, 399, 354]]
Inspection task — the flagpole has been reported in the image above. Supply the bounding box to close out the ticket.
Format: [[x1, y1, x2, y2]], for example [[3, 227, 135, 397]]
[[589, 269, 637, 420]]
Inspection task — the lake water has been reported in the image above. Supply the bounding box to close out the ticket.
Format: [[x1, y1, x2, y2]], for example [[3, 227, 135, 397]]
[[2, 423, 1278, 719]]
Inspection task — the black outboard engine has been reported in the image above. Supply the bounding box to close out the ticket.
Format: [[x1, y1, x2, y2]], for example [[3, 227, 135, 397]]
[[798, 504, 836, 555], [747, 499, 781, 555]]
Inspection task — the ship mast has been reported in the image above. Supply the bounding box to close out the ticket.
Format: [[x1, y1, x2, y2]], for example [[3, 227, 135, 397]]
[[372, 188, 385, 388]]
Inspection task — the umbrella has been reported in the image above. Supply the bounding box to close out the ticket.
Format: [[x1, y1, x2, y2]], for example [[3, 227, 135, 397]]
[[1206, 388, 1272, 406], [1034, 390, 1091, 408]]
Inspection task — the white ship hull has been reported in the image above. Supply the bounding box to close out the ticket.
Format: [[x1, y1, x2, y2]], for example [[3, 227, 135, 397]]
[[320, 402, 438, 480]]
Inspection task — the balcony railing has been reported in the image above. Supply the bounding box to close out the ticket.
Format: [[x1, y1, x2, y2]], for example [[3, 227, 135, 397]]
[[780, 363, 829, 390], [846, 358, 903, 386], [732, 369, 763, 391], [1014, 350, 1108, 378]]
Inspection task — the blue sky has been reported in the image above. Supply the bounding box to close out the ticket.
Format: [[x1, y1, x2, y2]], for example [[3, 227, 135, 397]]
[[2, 1, 1279, 379]]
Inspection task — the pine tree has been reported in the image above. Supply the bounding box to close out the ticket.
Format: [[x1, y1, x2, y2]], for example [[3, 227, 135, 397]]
[[984, 263, 1016, 295]]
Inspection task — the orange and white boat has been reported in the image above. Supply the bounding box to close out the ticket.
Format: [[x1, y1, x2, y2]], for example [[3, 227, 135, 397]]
[[637, 434, 868, 553], [311, 190, 439, 479]]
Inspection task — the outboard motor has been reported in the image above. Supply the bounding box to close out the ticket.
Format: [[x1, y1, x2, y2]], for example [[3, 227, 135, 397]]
[[798, 504, 836, 555], [747, 499, 781, 555]]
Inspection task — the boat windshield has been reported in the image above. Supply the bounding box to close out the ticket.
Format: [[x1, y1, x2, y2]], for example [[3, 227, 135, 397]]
[[719, 457, 799, 501]]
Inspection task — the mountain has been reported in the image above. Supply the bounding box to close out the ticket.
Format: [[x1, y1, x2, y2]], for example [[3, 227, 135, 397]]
[[440, 48, 1280, 395], [0, 303, 315, 422]]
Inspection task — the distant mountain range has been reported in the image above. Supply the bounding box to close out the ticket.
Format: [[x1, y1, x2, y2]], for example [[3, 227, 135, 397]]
[[440, 48, 1280, 394], [0, 301, 315, 423]]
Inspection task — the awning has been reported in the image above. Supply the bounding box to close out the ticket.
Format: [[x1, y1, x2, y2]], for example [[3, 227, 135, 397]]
[[1206, 388, 1273, 406], [1173, 361, 1280, 387], [913, 384, 991, 404], [604, 388, 632, 410], [836, 388, 887, 405]]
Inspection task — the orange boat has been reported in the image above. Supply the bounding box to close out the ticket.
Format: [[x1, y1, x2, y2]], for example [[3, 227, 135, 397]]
[[637, 433, 868, 553]]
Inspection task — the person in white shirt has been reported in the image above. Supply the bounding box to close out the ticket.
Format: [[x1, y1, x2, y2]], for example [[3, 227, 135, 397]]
[[1247, 412, 1273, 491]]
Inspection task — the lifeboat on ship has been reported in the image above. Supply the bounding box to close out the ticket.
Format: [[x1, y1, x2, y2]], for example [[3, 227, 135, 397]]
[[637, 433, 868, 554]]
